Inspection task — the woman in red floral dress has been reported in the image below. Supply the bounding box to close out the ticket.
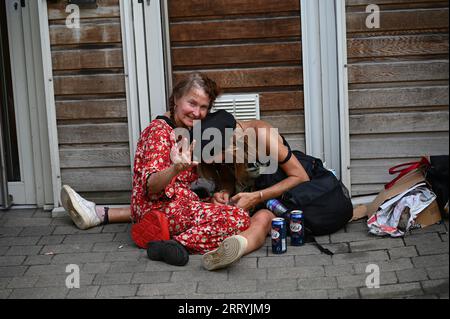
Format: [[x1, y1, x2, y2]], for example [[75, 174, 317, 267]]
[[61, 73, 250, 266]]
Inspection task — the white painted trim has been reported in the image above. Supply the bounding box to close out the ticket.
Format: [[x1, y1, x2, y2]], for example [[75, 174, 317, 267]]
[[37, 0, 61, 208], [301, 0, 342, 177], [22, 1, 53, 207], [161, 0, 173, 96], [5, 0, 36, 205], [301, 0, 323, 161], [143, 0, 167, 120], [120, 0, 141, 163], [336, 0, 352, 192]]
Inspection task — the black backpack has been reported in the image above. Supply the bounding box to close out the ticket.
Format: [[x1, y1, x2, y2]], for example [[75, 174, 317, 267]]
[[426, 155, 449, 217], [255, 150, 353, 236]]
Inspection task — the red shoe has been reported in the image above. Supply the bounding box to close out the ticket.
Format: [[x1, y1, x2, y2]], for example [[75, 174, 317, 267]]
[[131, 210, 170, 249]]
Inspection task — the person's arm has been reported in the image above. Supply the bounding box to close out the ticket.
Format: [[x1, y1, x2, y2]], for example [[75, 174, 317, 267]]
[[146, 137, 198, 195], [211, 165, 236, 205], [231, 124, 309, 210]]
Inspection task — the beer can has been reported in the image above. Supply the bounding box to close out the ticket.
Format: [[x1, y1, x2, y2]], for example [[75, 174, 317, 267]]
[[289, 210, 304, 246], [266, 199, 289, 217], [271, 218, 287, 254]]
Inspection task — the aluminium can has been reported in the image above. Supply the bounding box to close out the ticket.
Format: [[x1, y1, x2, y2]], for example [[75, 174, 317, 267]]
[[266, 199, 289, 217], [271, 218, 287, 254], [289, 210, 304, 246]]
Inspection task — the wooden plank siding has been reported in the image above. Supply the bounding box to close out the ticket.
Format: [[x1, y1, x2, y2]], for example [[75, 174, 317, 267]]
[[346, 0, 449, 196], [48, 0, 131, 204], [168, 0, 305, 150]]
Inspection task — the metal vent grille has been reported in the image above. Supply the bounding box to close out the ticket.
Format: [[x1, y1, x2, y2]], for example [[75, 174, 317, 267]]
[[212, 94, 260, 120]]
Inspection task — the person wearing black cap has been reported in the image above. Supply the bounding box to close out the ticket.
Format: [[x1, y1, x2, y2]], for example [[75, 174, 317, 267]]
[[191, 110, 311, 270]]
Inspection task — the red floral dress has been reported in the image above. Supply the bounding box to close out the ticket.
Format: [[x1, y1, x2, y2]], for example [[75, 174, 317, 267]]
[[131, 117, 250, 254]]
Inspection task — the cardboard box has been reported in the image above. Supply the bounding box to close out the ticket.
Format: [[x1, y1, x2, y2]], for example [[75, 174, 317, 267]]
[[353, 169, 442, 228]]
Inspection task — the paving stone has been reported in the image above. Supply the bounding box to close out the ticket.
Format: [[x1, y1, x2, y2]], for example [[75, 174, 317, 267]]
[[257, 278, 297, 292], [332, 251, 389, 265], [350, 238, 404, 252], [421, 279, 449, 295], [388, 246, 418, 259], [275, 244, 321, 256], [267, 266, 324, 279], [2, 217, 51, 227], [97, 284, 139, 298], [82, 263, 111, 274], [197, 280, 257, 294], [295, 254, 332, 266], [416, 241, 449, 256], [266, 290, 328, 299], [92, 242, 135, 252], [63, 234, 114, 244], [109, 261, 147, 273], [102, 224, 129, 233], [138, 282, 197, 296], [426, 266, 450, 280], [25, 264, 68, 276], [35, 273, 94, 288], [93, 273, 133, 285], [359, 283, 423, 299], [37, 235, 66, 245], [0, 246, 8, 256], [41, 243, 93, 254], [53, 226, 103, 235], [330, 231, 373, 243], [104, 251, 142, 262], [353, 258, 414, 274], [6, 245, 43, 256], [228, 268, 268, 281], [7, 276, 39, 289], [0, 236, 40, 246], [327, 288, 360, 299], [412, 254, 449, 268], [166, 293, 225, 299], [67, 286, 100, 299], [171, 269, 228, 282], [0, 266, 28, 278], [298, 276, 338, 290], [396, 268, 428, 283], [0, 289, 12, 299], [346, 221, 369, 232], [19, 226, 55, 237], [51, 252, 106, 264], [0, 255, 26, 266], [404, 233, 441, 246], [0, 227, 24, 237], [337, 271, 398, 289], [258, 256, 295, 268], [325, 264, 354, 276], [224, 292, 267, 299], [23, 255, 54, 265], [131, 271, 172, 284], [0, 277, 11, 289], [9, 287, 69, 299]]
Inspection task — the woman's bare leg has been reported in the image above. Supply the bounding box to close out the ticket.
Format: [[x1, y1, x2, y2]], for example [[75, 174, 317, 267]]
[[96, 206, 132, 224], [239, 209, 275, 255]]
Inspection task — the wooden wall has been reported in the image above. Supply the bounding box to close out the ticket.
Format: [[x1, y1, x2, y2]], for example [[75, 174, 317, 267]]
[[168, 0, 305, 151], [346, 0, 449, 196], [48, 0, 131, 204]]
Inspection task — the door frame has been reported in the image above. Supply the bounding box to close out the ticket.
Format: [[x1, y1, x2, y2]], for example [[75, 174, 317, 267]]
[[120, 0, 169, 162], [300, 0, 351, 192], [4, 0, 51, 206]]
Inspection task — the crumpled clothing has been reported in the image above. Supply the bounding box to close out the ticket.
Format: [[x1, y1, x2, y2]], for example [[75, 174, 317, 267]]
[[367, 184, 436, 237]]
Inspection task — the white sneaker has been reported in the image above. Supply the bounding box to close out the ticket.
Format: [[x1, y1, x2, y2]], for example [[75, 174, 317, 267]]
[[202, 235, 248, 271], [60, 185, 102, 230]]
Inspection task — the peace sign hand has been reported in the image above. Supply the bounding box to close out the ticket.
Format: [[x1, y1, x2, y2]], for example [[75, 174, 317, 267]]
[[170, 138, 198, 173]]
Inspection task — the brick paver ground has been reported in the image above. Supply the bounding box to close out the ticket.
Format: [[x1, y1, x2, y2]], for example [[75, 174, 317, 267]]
[[0, 208, 448, 299]]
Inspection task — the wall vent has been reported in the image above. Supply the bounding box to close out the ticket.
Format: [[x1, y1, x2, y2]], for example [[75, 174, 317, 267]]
[[212, 94, 260, 120]]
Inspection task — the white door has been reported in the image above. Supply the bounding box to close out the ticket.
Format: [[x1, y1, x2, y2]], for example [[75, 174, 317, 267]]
[[4, 0, 39, 205]]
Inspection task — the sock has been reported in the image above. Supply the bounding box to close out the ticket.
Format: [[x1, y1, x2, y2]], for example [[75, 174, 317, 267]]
[[95, 206, 106, 222]]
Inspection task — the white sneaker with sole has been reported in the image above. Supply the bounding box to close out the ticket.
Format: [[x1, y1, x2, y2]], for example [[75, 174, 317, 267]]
[[202, 235, 248, 271], [60, 185, 102, 230]]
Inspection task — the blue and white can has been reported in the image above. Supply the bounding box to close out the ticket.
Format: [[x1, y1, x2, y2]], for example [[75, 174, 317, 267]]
[[271, 218, 287, 254], [289, 210, 304, 246]]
